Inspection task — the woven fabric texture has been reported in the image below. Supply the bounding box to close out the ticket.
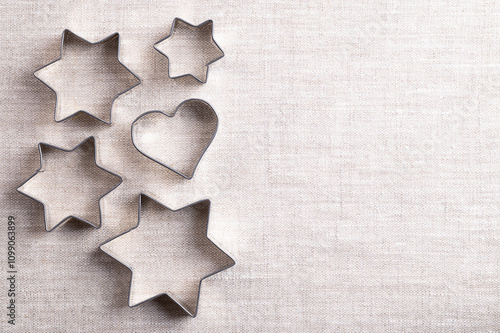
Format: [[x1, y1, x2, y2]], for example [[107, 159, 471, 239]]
[[2, 0, 500, 331]]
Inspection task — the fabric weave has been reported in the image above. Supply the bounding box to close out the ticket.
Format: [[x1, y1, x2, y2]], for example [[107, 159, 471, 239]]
[[2, 0, 500, 331]]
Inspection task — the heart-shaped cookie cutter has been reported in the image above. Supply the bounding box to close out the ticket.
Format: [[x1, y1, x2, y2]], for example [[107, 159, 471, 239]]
[[131, 99, 218, 179]]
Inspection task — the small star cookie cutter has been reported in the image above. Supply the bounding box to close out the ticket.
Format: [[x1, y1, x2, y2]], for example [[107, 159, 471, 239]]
[[34, 29, 141, 124], [154, 18, 224, 83], [17, 137, 123, 231], [100, 193, 235, 317]]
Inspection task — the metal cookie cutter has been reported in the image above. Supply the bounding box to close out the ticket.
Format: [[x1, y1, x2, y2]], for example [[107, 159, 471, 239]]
[[34, 29, 141, 123], [154, 18, 224, 83], [131, 99, 218, 179], [17, 137, 123, 231], [100, 193, 235, 317]]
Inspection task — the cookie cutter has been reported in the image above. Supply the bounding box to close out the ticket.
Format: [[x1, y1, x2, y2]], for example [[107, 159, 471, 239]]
[[34, 29, 141, 124], [131, 99, 218, 179], [17, 136, 123, 231], [100, 193, 235, 317], [154, 18, 224, 83]]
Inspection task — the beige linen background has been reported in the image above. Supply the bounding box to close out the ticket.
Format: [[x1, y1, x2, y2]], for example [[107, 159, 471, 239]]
[[2, 0, 500, 331]]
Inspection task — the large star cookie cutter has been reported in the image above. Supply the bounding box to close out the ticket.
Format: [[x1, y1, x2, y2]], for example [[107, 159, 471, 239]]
[[154, 18, 224, 83], [34, 30, 141, 123], [131, 99, 218, 179], [17, 137, 123, 231], [100, 193, 235, 317]]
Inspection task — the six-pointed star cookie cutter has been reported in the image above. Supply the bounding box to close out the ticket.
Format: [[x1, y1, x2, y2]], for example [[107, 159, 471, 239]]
[[22, 19, 232, 316], [17, 137, 123, 231], [34, 29, 141, 124], [154, 17, 224, 83], [100, 193, 235, 317]]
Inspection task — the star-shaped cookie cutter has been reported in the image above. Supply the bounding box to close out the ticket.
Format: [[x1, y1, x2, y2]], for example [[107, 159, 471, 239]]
[[154, 18, 224, 83], [17, 137, 123, 231], [34, 29, 141, 123], [100, 193, 235, 317]]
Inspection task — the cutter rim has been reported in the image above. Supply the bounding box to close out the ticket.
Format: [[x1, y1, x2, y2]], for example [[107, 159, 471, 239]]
[[16, 136, 123, 232], [130, 98, 219, 180], [99, 193, 235, 317], [33, 29, 142, 124], [153, 17, 224, 84]]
